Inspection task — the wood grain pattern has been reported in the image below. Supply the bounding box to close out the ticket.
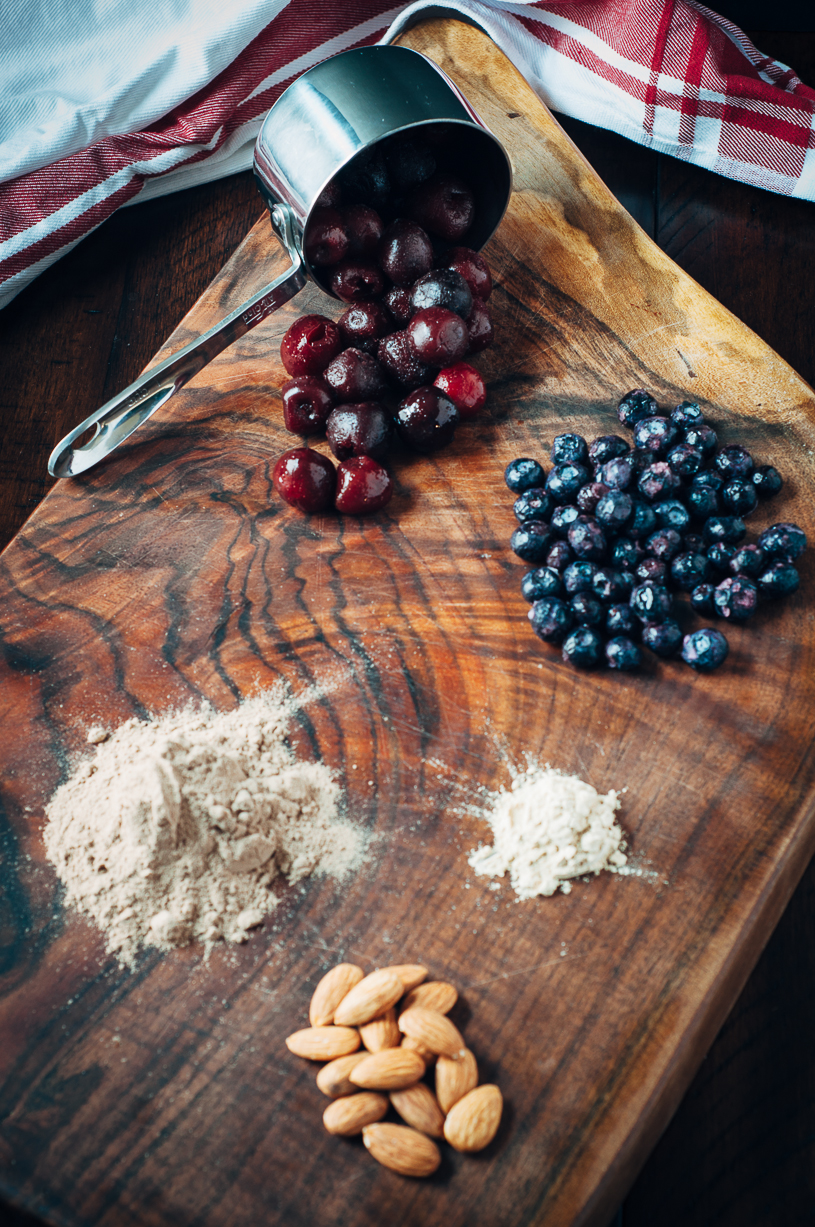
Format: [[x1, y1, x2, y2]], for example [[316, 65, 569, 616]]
[[1, 20, 815, 1227]]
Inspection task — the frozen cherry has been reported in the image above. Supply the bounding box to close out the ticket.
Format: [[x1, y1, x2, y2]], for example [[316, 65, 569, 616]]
[[326, 402, 392, 461], [378, 219, 433, 286], [383, 286, 414, 327], [408, 172, 475, 242], [466, 299, 494, 354], [410, 269, 472, 319], [324, 348, 387, 403], [334, 455, 393, 514], [280, 314, 343, 377], [304, 208, 349, 267], [273, 448, 336, 513], [444, 246, 492, 300], [281, 376, 335, 435], [395, 386, 459, 452], [433, 362, 486, 418], [315, 180, 342, 209], [342, 205, 383, 258], [408, 307, 469, 366], [329, 260, 385, 303], [377, 330, 434, 388], [338, 302, 393, 354]]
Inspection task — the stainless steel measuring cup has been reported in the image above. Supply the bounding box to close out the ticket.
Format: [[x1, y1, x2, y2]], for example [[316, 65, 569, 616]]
[[48, 44, 512, 479]]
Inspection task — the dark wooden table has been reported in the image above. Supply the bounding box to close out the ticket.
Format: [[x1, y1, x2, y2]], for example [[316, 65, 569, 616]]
[[1, 29, 813, 1227]]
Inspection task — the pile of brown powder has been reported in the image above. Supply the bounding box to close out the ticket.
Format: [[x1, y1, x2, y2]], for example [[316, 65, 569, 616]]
[[44, 689, 364, 965]]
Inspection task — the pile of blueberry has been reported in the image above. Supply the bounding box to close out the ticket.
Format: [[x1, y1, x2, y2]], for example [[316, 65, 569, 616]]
[[270, 131, 493, 516], [507, 388, 807, 672]]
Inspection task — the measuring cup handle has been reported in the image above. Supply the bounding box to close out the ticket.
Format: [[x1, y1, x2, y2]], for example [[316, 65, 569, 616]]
[[48, 205, 306, 479]]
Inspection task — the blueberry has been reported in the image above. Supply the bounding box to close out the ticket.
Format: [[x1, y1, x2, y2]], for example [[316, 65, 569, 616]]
[[645, 528, 683, 561], [592, 567, 629, 603], [641, 617, 683, 658], [528, 597, 574, 642], [671, 400, 704, 429], [757, 522, 807, 561], [713, 576, 759, 620], [562, 626, 604, 667], [686, 485, 719, 520], [547, 541, 574, 571], [757, 561, 799, 598], [567, 517, 608, 561], [690, 583, 715, 615], [596, 456, 634, 491], [667, 443, 703, 478], [684, 533, 704, 552], [692, 470, 724, 493], [715, 444, 754, 479], [612, 538, 643, 569], [630, 581, 673, 623], [521, 566, 563, 602], [628, 449, 654, 476], [551, 433, 588, 465], [589, 435, 630, 465], [511, 523, 553, 562], [671, 551, 710, 590], [702, 515, 746, 546], [684, 424, 718, 456], [546, 461, 591, 504], [617, 389, 658, 427], [618, 569, 636, 595], [505, 457, 545, 493], [752, 464, 783, 498], [606, 636, 642, 670], [707, 542, 736, 573], [570, 592, 605, 627], [550, 504, 581, 537], [627, 500, 658, 539], [606, 603, 639, 637], [654, 499, 691, 533], [721, 477, 758, 517], [563, 560, 598, 595], [577, 481, 611, 513], [514, 487, 553, 523], [681, 627, 729, 670], [633, 416, 679, 455], [729, 544, 765, 577], [638, 461, 682, 502], [636, 558, 668, 583], [595, 489, 633, 532]]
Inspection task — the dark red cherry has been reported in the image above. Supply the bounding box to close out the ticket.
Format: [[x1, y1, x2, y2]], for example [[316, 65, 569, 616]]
[[408, 307, 469, 366], [324, 347, 387, 403], [432, 362, 486, 419], [340, 150, 390, 210], [280, 314, 343, 377], [273, 448, 336, 513], [377, 331, 434, 388], [407, 172, 475, 242], [410, 268, 472, 319], [445, 246, 492, 300], [377, 219, 434, 286], [304, 208, 348, 267], [326, 402, 393, 461], [338, 301, 393, 354], [466, 299, 494, 354], [383, 286, 414, 327], [395, 387, 459, 452], [342, 205, 384, 259], [281, 376, 335, 435], [329, 260, 385, 302], [334, 456, 393, 514], [383, 134, 436, 191], [315, 180, 342, 210]]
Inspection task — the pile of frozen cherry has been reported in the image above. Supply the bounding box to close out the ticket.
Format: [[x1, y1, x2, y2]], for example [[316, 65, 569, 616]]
[[508, 389, 807, 672], [270, 131, 493, 517]]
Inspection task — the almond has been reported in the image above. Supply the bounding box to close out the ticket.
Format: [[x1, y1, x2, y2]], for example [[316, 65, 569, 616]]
[[435, 1047, 478, 1113], [333, 968, 404, 1027], [389, 1083, 445, 1138], [285, 1026, 360, 1061], [359, 1007, 400, 1053], [382, 963, 428, 993], [402, 981, 457, 1015], [443, 1084, 503, 1152], [362, 1123, 441, 1177], [323, 1092, 388, 1136], [398, 1006, 465, 1057], [401, 1034, 436, 1063], [309, 963, 364, 1027], [316, 1052, 369, 1097], [349, 1048, 426, 1090]]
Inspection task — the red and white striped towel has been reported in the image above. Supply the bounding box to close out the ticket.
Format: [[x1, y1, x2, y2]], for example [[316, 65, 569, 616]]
[[1, 0, 813, 312]]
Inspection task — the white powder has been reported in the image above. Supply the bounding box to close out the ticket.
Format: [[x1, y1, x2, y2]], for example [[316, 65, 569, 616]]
[[44, 689, 364, 966], [468, 766, 627, 898]]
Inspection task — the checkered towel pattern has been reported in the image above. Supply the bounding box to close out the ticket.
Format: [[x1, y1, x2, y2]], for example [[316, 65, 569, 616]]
[[1, 0, 813, 311]]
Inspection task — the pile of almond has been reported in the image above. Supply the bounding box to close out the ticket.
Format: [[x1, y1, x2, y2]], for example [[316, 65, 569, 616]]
[[285, 962, 503, 1177]]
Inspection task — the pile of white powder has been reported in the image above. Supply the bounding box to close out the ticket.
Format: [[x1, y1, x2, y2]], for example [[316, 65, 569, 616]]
[[44, 690, 364, 965], [468, 766, 627, 897]]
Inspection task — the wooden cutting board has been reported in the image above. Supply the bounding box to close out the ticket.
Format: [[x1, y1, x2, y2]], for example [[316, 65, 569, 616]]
[[1, 18, 814, 1227]]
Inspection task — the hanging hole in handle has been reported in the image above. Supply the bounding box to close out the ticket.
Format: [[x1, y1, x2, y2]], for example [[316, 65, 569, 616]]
[[74, 421, 103, 449]]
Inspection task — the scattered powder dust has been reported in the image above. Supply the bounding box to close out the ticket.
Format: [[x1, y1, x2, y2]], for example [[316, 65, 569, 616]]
[[468, 766, 627, 898], [44, 689, 364, 966]]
